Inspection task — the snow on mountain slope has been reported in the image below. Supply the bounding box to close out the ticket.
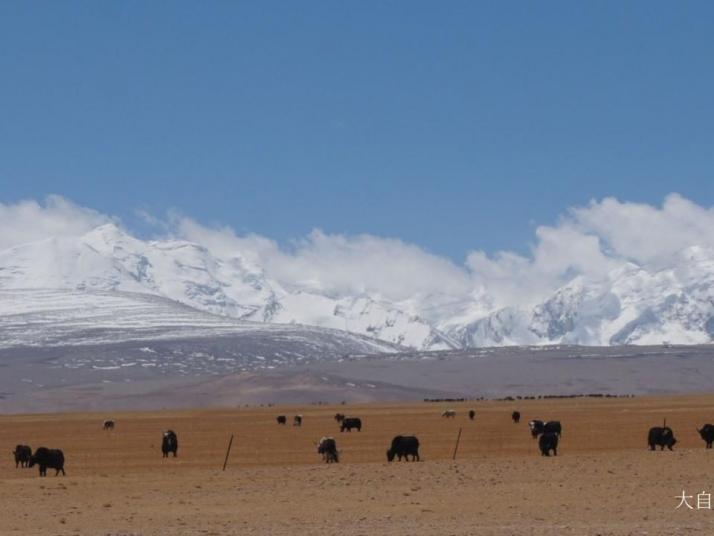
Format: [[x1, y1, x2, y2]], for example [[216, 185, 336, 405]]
[[271, 293, 457, 348], [83, 224, 280, 319], [439, 250, 714, 348], [0, 289, 402, 357], [2, 224, 714, 349], [0, 224, 451, 349], [0, 236, 145, 293]]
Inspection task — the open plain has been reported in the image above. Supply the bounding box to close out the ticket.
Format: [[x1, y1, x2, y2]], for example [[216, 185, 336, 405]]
[[2, 395, 714, 535]]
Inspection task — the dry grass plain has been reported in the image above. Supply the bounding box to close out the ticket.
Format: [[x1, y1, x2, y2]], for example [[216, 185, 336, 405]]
[[2, 395, 714, 535]]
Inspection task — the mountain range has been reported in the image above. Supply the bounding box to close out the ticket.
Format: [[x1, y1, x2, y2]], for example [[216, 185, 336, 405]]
[[2, 223, 713, 350]]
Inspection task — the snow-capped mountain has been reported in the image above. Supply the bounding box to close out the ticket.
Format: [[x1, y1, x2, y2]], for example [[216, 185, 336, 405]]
[[0, 224, 450, 349], [441, 248, 714, 348], [2, 223, 714, 349]]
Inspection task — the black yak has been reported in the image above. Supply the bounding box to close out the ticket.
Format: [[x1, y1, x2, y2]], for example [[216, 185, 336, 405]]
[[529, 419, 561, 437], [387, 436, 420, 462], [162, 430, 178, 458], [317, 437, 339, 463], [648, 426, 677, 451], [13, 445, 32, 468], [340, 417, 362, 432], [28, 447, 65, 476], [528, 420, 544, 438], [698, 424, 714, 448], [544, 420, 562, 437], [538, 432, 558, 456]]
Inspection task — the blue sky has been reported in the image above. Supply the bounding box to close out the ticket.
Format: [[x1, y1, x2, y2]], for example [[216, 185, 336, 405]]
[[1, 1, 712, 261]]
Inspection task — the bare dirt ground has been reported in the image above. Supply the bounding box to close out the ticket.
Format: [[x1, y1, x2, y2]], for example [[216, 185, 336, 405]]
[[2, 395, 714, 535]]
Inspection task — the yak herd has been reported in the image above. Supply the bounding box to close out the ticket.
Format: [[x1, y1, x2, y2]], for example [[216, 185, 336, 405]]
[[316, 415, 418, 463], [10, 409, 714, 476], [12, 445, 64, 476], [304, 409, 714, 462]]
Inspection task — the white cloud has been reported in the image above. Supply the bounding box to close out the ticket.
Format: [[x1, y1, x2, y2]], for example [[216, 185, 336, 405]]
[[465, 194, 714, 308], [0, 195, 111, 251], [175, 218, 472, 300], [569, 193, 714, 266], [269, 229, 472, 300], [1, 193, 712, 311]]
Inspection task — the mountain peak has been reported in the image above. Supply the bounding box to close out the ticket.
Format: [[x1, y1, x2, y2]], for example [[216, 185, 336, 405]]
[[83, 222, 130, 241]]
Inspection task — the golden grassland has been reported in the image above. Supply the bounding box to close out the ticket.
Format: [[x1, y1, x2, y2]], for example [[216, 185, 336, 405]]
[[2, 395, 714, 535]]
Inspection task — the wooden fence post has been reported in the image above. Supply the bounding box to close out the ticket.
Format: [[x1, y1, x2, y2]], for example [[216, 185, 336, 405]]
[[222, 434, 234, 471], [452, 427, 463, 461]]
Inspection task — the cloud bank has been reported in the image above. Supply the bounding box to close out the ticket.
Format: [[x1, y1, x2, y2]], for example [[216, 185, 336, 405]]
[[1, 193, 712, 309], [0, 195, 112, 251]]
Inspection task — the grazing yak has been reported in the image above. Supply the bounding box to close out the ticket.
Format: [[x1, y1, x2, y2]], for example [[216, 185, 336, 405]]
[[512, 411, 521, 424], [334, 413, 345, 423], [162, 430, 179, 458], [648, 426, 677, 451], [317, 437, 339, 463], [293, 415, 303, 427], [28, 447, 65, 476], [340, 417, 362, 432], [387, 436, 420, 462], [529, 420, 561, 438], [544, 421, 562, 437], [441, 409, 456, 418], [13, 445, 32, 468], [103, 420, 115, 431], [468, 410, 476, 420], [698, 424, 714, 448], [276, 415, 287, 425], [528, 420, 544, 438], [538, 432, 559, 457]]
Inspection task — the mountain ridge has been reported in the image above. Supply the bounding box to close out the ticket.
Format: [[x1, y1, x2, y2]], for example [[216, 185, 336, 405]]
[[2, 223, 714, 349]]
